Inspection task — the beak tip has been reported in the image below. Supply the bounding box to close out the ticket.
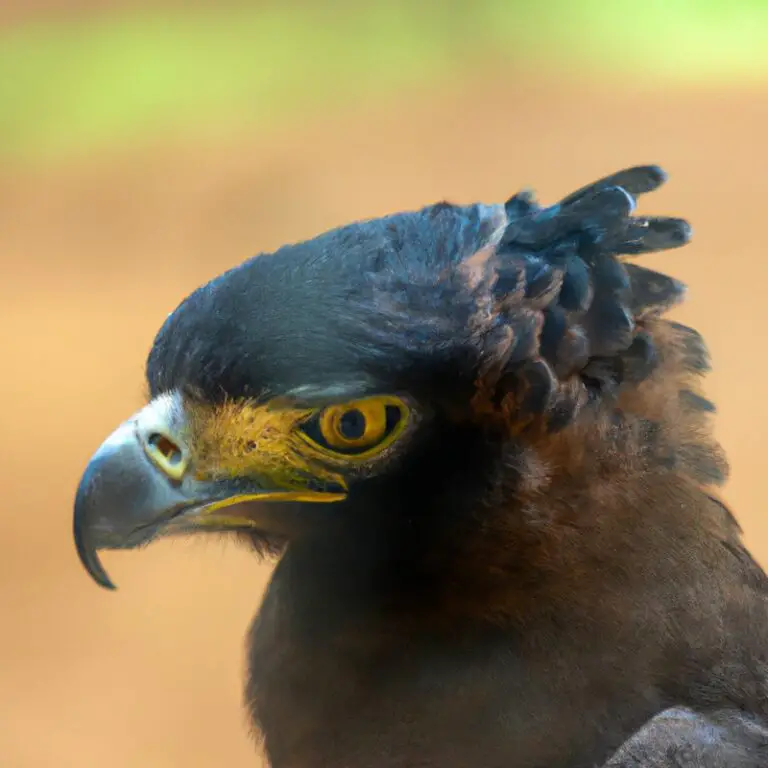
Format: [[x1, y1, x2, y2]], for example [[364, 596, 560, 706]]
[[73, 519, 118, 590], [90, 563, 118, 591], [73, 462, 119, 592], [91, 576, 118, 591]]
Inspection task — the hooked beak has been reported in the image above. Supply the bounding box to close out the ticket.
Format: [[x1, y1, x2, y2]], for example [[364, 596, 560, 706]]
[[73, 396, 346, 590]]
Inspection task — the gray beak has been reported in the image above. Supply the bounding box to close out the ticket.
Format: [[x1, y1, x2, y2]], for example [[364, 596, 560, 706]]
[[73, 415, 193, 590]]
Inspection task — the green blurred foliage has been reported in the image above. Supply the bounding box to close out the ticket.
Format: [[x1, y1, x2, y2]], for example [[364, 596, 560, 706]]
[[1, 0, 766, 167]]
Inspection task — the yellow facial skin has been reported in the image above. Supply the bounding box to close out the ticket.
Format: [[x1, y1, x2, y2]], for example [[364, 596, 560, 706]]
[[182, 393, 411, 493], [73, 390, 413, 589]]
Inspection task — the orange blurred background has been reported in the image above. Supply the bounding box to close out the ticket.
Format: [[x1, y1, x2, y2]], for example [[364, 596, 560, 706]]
[[2, 2, 768, 766]]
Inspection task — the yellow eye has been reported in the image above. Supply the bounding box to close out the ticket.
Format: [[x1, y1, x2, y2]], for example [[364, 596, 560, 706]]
[[300, 396, 409, 458]]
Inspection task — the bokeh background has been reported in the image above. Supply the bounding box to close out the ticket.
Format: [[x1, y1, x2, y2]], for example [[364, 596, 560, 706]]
[[2, 1, 768, 766]]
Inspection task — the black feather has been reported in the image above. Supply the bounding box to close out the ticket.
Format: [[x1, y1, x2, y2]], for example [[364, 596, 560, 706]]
[[625, 263, 687, 317], [617, 331, 658, 383], [558, 254, 593, 312], [680, 389, 716, 413], [557, 165, 667, 204], [669, 321, 711, 373]]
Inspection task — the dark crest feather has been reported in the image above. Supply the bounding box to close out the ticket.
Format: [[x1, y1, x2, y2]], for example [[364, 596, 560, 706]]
[[471, 165, 694, 434]]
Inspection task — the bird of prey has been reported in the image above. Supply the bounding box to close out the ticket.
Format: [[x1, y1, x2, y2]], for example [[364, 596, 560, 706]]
[[73, 166, 768, 767]]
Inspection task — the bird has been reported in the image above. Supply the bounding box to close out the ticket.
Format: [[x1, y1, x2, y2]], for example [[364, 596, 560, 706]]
[[73, 165, 768, 767]]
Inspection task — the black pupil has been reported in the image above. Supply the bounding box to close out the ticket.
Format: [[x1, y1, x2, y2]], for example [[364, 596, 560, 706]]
[[339, 409, 366, 440]]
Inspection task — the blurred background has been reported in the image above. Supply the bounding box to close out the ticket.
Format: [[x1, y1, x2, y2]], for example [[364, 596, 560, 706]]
[[1, 1, 767, 766]]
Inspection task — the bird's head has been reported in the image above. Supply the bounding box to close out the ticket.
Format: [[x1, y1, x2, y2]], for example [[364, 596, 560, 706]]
[[74, 167, 697, 592]]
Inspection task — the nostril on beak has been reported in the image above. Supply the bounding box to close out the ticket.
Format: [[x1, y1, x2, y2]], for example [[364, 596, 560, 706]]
[[142, 430, 188, 481]]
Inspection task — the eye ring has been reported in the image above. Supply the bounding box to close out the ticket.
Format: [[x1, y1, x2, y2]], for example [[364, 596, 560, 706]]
[[320, 402, 386, 450], [299, 396, 409, 458]]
